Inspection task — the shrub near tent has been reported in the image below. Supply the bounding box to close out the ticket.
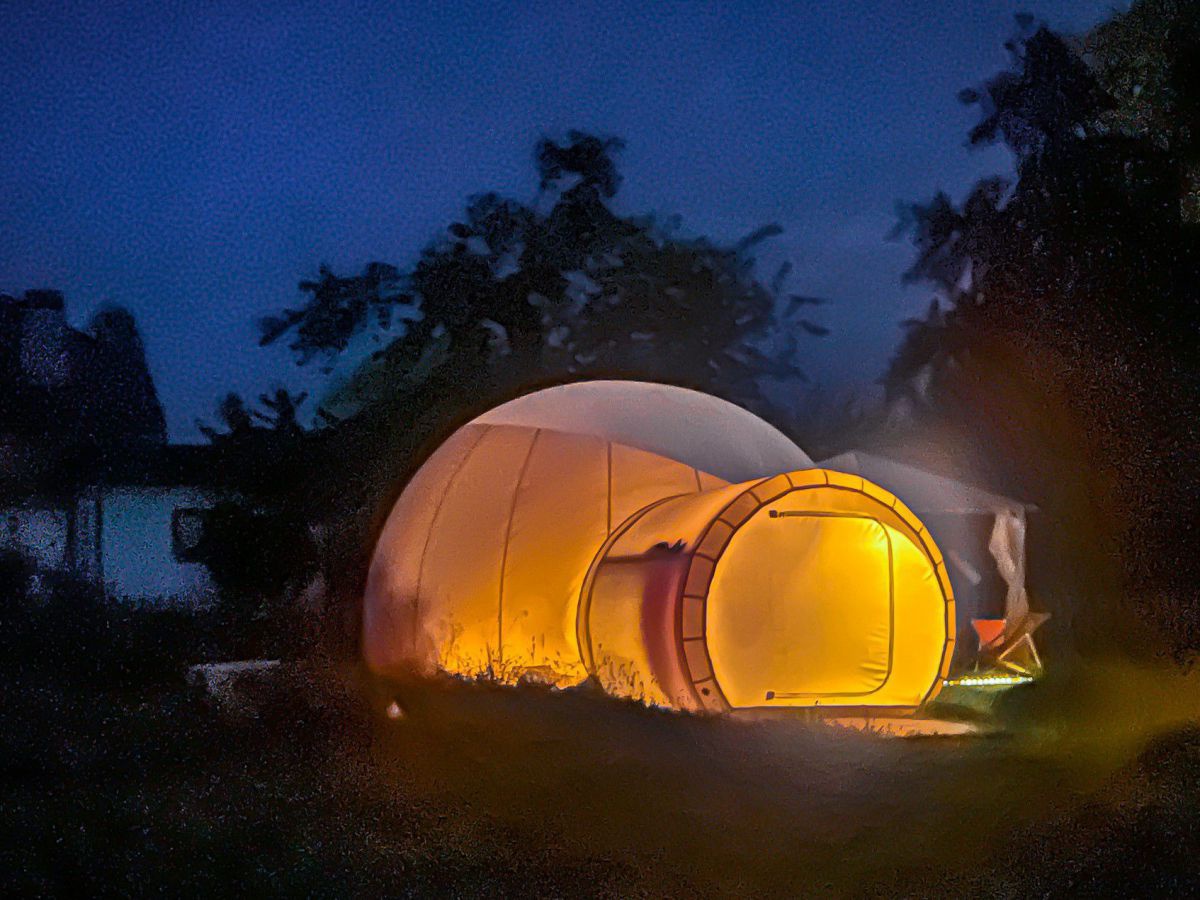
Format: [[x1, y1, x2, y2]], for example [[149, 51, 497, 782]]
[[363, 382, 954, 716]]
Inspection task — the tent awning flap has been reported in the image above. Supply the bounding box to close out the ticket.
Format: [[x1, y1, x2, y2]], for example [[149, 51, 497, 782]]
[[816, 450, 1032, 516]]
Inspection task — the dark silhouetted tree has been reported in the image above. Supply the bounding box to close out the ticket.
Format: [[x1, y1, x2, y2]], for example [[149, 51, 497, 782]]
[[886, 11, 1200, 660], [192, 390, 320, 628], [261, 130, 826, 430], [0, 294, 165, 494], [250, 132, 829, 643]]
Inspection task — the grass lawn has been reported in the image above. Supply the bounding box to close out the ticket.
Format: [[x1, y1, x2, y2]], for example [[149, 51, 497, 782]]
[[2, 654, 1198, 896]]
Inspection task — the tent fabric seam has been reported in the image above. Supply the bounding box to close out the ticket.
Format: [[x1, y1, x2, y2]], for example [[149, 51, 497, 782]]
[[496, 428, 542, 666], [605, 441, 613, 535], [412, 424, 491, 652]]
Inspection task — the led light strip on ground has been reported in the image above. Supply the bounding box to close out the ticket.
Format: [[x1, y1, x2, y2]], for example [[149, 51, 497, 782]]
[[943, 673, 1035, 688]]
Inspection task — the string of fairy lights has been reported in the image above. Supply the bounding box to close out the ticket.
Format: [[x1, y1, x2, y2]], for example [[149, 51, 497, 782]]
[[943, 673, 1035, 688]]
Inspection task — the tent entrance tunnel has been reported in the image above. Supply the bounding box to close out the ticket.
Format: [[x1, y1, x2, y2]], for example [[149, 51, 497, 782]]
[[363, 382, 955, 716]]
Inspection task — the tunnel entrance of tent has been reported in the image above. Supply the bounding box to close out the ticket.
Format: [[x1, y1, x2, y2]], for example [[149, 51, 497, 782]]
[[656, 470, 955, 715]]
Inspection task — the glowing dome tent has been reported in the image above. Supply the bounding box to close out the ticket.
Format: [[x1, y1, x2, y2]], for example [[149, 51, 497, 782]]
[[364, 381, 954, 715]]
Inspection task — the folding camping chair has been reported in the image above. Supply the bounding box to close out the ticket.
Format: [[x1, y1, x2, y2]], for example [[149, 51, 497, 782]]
[[971, 611, 1050, 677]]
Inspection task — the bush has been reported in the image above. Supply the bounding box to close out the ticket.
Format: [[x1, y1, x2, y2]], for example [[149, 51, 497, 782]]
[[0, 577, 211, 686], [0, 548, 33, 600], [193, 501, 317, 600], [0, 562, 268, 686]]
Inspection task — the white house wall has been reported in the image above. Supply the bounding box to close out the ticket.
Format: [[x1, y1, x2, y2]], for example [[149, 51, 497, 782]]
[[100, 487, 216, 604]]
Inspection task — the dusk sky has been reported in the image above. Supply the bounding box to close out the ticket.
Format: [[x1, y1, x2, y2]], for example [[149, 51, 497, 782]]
[[3, 0, 1125, 440]]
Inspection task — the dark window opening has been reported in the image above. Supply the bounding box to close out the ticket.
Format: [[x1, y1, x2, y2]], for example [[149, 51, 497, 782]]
[[171, 507, 206, 562]]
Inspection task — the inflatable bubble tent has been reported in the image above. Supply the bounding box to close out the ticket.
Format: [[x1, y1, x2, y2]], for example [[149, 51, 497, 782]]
[[364, 381, 955, 715]]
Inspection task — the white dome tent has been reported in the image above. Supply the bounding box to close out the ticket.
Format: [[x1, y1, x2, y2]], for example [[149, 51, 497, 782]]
[[364, 381, 957, 717]]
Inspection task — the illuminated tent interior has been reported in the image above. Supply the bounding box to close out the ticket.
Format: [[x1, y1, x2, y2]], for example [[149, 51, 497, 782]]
[[364, 381, 955, 716]]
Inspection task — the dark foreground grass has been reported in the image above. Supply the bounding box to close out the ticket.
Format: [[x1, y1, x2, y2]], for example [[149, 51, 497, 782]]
[[1, 658, 1198, 897]]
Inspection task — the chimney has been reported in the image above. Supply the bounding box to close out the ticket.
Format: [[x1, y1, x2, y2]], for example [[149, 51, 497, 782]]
[[19, 289, 72, 387]]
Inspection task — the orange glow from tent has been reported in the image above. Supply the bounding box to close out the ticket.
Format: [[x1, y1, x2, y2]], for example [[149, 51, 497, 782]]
[[363, 383, 955, 716]]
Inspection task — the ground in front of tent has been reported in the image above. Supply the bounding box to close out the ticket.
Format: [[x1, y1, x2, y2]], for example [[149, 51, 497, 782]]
[[5, 646, 1198, 896]]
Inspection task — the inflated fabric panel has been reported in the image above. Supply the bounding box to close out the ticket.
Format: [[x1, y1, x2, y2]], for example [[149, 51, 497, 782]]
[[499, 429, 608, 683], [362, 423, 487, 672], [416, 425, 537, 676]]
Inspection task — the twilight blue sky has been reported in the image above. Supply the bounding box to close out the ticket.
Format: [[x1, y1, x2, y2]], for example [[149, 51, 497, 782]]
[[2, 0, 1125, 440]]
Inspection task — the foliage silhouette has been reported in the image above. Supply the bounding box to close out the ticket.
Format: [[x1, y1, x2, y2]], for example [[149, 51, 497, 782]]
[[192, 390, 320, 625], [0, 294, 166, 495], [886, 9, 1200, 660], [261, 131, 826, 425]]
